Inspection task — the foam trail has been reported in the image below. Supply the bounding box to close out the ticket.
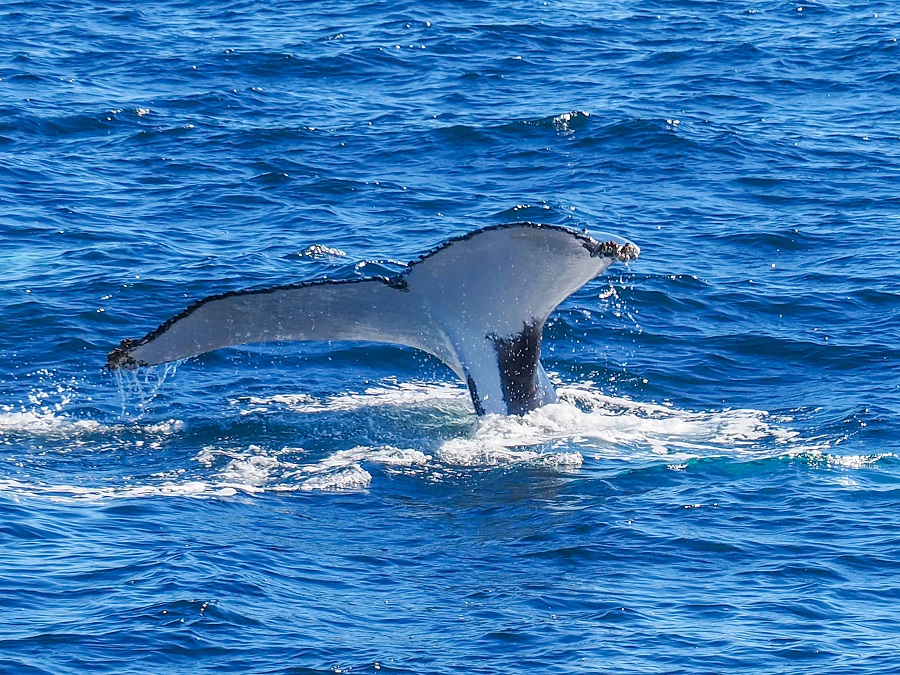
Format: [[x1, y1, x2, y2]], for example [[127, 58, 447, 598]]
[[0, 380, 858, 499], [0, 407, 101, 437], [234, 380, 470, 415]]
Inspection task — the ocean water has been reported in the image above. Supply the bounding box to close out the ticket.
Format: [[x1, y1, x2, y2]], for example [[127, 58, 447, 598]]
[[2, 0, 899, 673]]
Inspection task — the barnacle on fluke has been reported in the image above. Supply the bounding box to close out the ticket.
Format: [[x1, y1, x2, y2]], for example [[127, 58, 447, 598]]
[[107, 338, 139, 370]]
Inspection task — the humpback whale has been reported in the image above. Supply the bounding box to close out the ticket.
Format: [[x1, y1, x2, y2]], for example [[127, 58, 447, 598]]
[[108, 222, 639, 415]]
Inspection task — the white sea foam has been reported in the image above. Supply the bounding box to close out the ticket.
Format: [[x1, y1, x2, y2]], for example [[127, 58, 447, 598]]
[[300, 465, 373, 491], [0, 408, 101, 436], [233, 379, 804, 464], [0, 376, 102, 437], [0, 404, 183, 440], [295, 445, 430, 475], [0, 379, 865, 500], [234, 379, 468, 414], [423, 384, 812, 469], [436, 437, 583, 468], [0, 477, 252, 501], [287, 445, 430, 491], [220, 450, 283, 487], [552, 385, 807, 460]]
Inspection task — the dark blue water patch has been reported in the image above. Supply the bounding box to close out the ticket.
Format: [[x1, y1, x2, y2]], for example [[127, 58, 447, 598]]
[[0, 456, 895, 674]]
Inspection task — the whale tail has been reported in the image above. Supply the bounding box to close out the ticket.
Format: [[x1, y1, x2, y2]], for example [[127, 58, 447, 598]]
[[107, 222, 639, 415]]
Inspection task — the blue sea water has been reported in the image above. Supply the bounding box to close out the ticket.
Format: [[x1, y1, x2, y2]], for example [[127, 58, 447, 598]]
[[2, 0, 900, 673]]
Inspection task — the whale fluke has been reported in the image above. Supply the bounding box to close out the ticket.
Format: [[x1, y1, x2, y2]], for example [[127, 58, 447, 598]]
[[108, 222, 639, 415]]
